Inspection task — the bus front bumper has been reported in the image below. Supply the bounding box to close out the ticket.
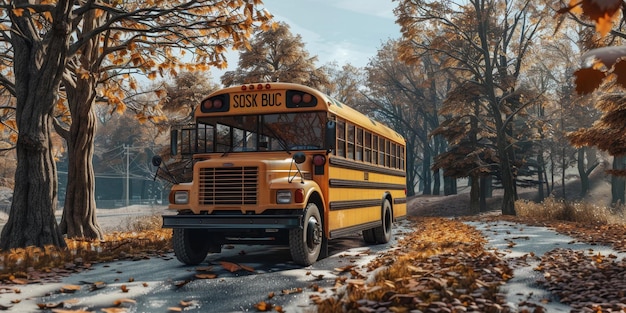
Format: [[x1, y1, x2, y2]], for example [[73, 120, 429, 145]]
[[162, 214, 303, 230]]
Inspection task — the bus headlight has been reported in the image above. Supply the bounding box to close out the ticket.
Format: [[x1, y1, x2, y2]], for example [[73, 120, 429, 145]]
[[173, 191, 189, 204], [276, 190, 292, 204]]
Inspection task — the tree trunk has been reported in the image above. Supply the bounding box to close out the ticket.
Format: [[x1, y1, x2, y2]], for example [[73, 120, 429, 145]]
[[58, 16, 105, 239], [55, 8, 108, 239], [537, 152, 545, 202], [469, 175, 479, 214], [421, 144, 432, 195], [612, 156, 625, 206], [1, 0, 72, 249], [498, 135, 517, 215], [432, 168, 440, 195], [1, 114, 66, 249], [58, 104, 103, 239], [577, 147, 590, 198], [444, 176, 457, 195], [479, 176, 491, 211]]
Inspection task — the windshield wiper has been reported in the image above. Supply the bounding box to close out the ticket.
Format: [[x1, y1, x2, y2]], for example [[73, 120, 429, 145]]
[[221, 133, 252, 157], [263, 122, 291, 155]]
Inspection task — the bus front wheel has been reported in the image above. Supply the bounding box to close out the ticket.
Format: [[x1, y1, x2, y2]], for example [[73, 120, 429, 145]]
[[172, 228, 210, 265], [289, 203, 323, 266], [373, 199, 393, 244]]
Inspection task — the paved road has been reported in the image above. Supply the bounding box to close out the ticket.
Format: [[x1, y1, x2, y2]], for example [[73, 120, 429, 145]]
[[9, 220, 413, 313], [469, 220, 626, 312]]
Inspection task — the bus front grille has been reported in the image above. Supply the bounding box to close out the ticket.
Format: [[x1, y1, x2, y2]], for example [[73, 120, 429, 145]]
[[198, 167, 258, 205]]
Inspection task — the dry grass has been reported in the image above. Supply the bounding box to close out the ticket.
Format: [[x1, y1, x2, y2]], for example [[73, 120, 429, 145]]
[[515, 196, 626, 225], [0, 214, 172, 283], [120, 213, 163, 232]]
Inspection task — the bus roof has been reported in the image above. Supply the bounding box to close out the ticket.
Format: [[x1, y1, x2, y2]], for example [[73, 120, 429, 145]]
[[200, 82, 405, 145]]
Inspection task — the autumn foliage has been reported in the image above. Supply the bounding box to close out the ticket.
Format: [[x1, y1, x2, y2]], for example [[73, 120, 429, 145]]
[[316, 218, 512, 313], [558, 0, 626, 94]]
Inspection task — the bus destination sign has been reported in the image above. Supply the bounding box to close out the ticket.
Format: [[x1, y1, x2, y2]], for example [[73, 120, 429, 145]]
[[232, 92, 282, 108]]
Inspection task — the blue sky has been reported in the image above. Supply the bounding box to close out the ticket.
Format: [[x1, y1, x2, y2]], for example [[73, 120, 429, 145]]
[[212, 0, 401, 80]]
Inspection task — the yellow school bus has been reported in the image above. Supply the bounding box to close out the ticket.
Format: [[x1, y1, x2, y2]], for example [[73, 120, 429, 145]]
[[160, 82, 407, 266]]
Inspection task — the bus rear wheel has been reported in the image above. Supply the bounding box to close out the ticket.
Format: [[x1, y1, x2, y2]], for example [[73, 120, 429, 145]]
[[362, 228, 376, 244], [373, 199, 393, 244], [172, 228, 210, 265], [289, 203, 323, 266]]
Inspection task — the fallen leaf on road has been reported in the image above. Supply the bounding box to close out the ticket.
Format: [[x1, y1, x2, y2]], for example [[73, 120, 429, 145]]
[[254, 301, 272, 311], [113, 298, 136, 306], [195, 273, 217, 279], [281, 287, 302, 295], [60, 285, 81, 293], [220, 261, 241, 272]]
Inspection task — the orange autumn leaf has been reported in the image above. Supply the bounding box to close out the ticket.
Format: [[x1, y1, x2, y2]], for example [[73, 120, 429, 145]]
[[220, 261, 241, 272], [195, 273, 217, 279], [574, 67, 606, 94], [113, 298, 136, 306], [60, 285, 81, 293], [101, 308, 127, 313], [254, 301, 272, 311], [51, 309, 93, 313], [559, 0, 621, 37], [120, 285, 129, 293]]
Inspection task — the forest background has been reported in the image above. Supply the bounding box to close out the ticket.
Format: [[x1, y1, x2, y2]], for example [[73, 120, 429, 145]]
[[0, 0, 624, 250]]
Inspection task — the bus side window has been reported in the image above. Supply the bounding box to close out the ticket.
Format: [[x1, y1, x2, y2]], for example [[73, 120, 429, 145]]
[[347, 124, 355, 159], [364, 132, 371, 163], [356, 127, 363, 161], [336, 120, 346, 157], [181, 128, 196, 155], [378, 138, 382, 166], [372, 135, 378, 164], [391, 142, 397, 168], [386, 140, 391, 167], [197, 122, 214, 153]]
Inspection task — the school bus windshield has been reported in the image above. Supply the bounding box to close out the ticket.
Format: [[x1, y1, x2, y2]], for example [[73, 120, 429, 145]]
[[189, 111, 326, 153]]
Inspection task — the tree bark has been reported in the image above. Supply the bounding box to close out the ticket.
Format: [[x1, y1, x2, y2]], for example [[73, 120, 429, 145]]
[[538, 152, 545, 201], [469, 175, 480, 214], [57, 11, 104, 239], [498, 134, 517, 215], [1, 0, 72, 249], [577, 148, 589, 198], [1, 115, 66, 249], [421, 143, 432, 195], [612, 156, 625, 206], [58, 103, 103, 239]]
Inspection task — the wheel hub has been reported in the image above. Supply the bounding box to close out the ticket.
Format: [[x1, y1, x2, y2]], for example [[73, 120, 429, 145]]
[[306, 217, 322, 247]]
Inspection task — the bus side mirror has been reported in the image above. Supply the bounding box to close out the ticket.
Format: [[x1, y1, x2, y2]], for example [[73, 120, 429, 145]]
[[325, 120, 336, 152], [152, 155, 162, 167], [170, 129, 178, 156]]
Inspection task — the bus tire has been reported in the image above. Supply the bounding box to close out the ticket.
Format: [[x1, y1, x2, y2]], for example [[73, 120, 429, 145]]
[[362, 229, 376, 244], [373, 199, 393, 244], [289, 203, 323, 266], [172, 228, 210, 265]]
